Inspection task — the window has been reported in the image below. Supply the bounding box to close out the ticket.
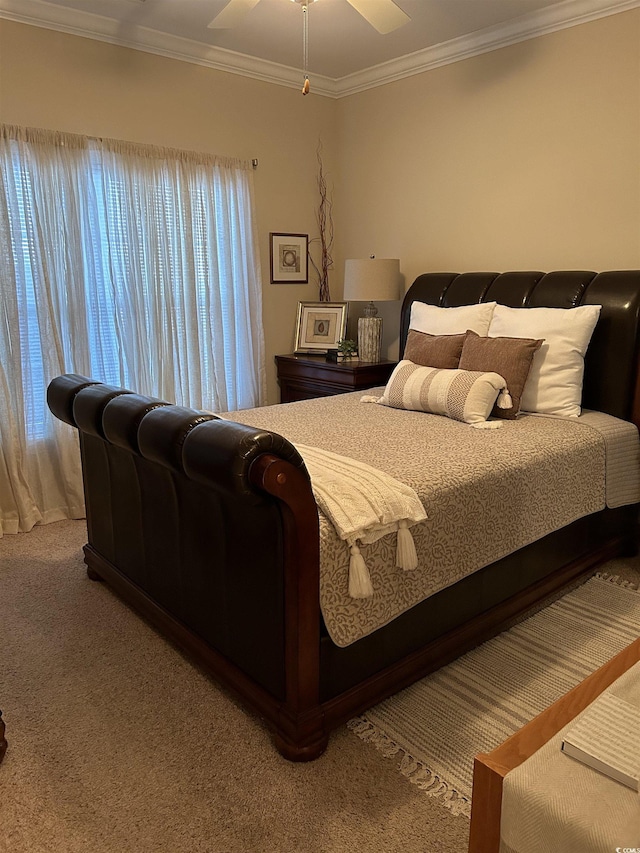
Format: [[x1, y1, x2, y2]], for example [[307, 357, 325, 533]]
[[0, 124, 265, 532]]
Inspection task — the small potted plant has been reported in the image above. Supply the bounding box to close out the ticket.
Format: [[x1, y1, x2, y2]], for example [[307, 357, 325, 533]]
[[337, 338, 358, 360]]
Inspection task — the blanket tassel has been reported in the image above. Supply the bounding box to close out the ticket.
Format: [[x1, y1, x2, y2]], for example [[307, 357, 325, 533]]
[[496, 388, 513, 409], [348, 542, 374, 598], [396, 519, 418, 571]]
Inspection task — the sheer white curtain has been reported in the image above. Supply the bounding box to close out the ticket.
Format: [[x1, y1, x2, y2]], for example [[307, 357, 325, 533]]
[[0, 124, 266, 535]]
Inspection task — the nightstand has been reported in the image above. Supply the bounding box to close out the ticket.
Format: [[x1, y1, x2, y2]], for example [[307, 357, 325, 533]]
[[275, 354, 396, 403]]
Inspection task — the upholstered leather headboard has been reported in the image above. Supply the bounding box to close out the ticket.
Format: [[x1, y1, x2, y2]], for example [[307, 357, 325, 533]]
[[399, 271, 640, 425]]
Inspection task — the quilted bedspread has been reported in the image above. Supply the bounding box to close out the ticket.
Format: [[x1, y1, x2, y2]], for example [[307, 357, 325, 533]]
[[227, 391, 639, 647]]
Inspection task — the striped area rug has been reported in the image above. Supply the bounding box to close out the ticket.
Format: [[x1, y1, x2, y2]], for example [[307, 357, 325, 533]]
[[348, 574, 640, 817]]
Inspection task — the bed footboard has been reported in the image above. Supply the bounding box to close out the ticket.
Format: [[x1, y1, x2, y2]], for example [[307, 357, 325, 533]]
[[47, 375, 328, 761]]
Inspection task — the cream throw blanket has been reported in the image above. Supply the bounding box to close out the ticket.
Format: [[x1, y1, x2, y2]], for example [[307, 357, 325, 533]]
[[295, 444, 427, 598]]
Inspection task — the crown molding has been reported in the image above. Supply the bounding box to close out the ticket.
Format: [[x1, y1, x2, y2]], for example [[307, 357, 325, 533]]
[[333, 0, 640, 97], [0, 0, 337, 96], [0, 0, 637, 99]]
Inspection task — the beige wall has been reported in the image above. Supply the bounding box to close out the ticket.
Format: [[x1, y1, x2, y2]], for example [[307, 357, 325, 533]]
[[2, 11, 639, 391], [336, 9, 640, 359], [0, 20, 338, 403]]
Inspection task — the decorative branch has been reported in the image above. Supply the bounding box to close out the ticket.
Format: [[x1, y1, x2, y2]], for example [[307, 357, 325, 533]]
[[308, 141, 334, 302]]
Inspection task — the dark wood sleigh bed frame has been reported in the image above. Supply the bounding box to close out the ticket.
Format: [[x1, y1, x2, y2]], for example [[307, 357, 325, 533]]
[[47, 270, 640, 762]]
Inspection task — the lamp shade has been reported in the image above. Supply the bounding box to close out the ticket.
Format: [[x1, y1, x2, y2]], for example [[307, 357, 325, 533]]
[[343, 258, 400, 303]]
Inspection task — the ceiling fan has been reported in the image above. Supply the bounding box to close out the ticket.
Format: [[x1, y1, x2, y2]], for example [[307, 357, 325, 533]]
[[207, 0, 411, 36]]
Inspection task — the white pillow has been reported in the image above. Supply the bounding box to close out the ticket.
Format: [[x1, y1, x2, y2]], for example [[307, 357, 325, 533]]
[[488, 304, 601, 417], [410, 301, 497, 336], [372, 360, 508, 427]]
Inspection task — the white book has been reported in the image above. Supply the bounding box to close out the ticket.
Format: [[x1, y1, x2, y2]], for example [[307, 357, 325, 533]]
[[561, 691, 640, 791]]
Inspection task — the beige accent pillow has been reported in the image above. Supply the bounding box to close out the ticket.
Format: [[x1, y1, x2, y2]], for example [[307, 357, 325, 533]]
[[459, 330, 543, 420], [374, 360, 508, 427], [403, 330, 467, 369]]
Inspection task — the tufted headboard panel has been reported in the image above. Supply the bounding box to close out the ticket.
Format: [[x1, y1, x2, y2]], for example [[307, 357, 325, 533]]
[[400, 270, 640, 424]]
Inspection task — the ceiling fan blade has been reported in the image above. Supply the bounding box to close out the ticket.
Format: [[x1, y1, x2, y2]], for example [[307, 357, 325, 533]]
[[207, 0, 261, 29], [346, 0, 410, 34]]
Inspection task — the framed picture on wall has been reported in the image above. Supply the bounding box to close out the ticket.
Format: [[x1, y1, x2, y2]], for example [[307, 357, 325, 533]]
[[294, 302, 348, 354], [270, 233, 309, 283]]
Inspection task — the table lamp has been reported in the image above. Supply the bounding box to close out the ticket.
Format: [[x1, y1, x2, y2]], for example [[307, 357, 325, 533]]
[[343, 256, 400, 363]]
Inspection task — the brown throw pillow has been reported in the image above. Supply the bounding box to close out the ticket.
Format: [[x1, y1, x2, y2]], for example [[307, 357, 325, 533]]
[[459, 330, 543, 419], [403, 329, 467, 369]]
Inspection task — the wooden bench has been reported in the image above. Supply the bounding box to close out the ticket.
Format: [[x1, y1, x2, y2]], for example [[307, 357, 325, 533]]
[[468, 636, 640, 853]]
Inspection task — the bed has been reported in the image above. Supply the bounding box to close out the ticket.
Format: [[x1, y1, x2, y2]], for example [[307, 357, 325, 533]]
[[47, 270, 640, 761]]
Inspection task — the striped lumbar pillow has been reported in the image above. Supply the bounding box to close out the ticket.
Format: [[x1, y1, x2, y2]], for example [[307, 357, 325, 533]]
[[366, 360, 510, 428]]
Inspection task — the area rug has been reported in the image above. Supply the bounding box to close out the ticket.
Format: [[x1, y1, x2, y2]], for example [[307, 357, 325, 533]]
[[348, 574, 640, 818]]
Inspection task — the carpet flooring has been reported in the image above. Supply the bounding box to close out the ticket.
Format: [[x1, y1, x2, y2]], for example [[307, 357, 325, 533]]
[[0, 520, 468, 853], [1, 520, 638, 852]]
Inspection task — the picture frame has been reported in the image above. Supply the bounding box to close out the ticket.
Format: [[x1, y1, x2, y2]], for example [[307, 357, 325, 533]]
[[270, 233, 309, 283], [294, 302, 348, 354]]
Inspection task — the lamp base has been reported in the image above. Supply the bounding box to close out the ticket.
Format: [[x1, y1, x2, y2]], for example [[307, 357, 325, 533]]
[[358, 316, 383, 363]]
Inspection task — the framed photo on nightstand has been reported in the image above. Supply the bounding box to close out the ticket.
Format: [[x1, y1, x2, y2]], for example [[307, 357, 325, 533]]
[[294, 302, 348, 354]]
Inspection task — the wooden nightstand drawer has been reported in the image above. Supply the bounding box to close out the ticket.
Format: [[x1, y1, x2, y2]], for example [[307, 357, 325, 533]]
[[275, 354, 396, 403]]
